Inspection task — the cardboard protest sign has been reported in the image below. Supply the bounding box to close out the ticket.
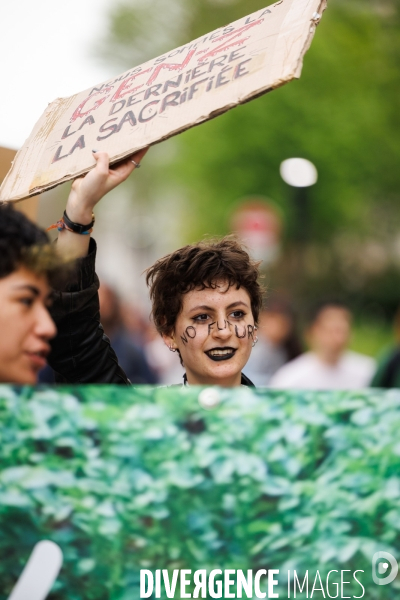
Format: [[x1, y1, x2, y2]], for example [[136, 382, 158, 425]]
[[0, 0, 326, 202]]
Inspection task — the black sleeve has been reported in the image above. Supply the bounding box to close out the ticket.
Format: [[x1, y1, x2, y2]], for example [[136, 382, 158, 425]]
[[48, 239, 130, 384]]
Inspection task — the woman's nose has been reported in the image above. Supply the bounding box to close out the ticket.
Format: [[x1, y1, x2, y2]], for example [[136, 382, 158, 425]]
[[35, 306, 57, 340], [212, 319, 232, 339]]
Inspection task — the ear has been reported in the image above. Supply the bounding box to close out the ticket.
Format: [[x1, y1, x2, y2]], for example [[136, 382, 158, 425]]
[[162, 332, 178, 352]]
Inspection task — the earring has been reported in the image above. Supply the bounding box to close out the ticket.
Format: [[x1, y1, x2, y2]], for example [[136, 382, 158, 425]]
[[252, 326, 258, 347], [169, 345, 177, 353]]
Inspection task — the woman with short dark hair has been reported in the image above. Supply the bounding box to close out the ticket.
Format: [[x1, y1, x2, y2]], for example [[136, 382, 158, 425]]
[[146, 239, 263, 386]]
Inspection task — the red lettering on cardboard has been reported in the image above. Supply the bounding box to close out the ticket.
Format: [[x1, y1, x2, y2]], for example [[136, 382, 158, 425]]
[[71, 86, 113, 123], [111, 70, 152, 103], [146, 49, 197, 86], [198, 20, 263, 62]]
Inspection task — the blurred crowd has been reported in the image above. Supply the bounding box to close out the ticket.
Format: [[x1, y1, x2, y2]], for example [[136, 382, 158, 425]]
[[244, 299, 400, 389], [246, 300, 375, 389], [41, 280, 400, 389]]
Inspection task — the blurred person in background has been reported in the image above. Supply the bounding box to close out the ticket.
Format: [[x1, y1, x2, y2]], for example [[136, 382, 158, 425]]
[[269, 301, 375, 390], [120, 298, 150, 346], [244, 298, 302, 386], [370, 305, 400, 388], [99, 282, 158, 384]]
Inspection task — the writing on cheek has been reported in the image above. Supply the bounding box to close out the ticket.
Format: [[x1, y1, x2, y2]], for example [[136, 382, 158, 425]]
[[235, 325, 247, 339], [208, 322, 216, 335], [247, 325, 255, 340], [180, 326, 197, 344]]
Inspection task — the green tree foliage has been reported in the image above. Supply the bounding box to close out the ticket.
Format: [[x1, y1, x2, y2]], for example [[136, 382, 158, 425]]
[[1, 385, 400, 599]]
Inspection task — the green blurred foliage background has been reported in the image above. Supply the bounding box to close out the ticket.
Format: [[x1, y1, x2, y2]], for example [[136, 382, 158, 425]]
[[95, 0, 400, 353], [1, 385, 400, 599]]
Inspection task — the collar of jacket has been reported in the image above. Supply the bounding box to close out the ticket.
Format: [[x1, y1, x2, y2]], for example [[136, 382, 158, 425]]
[[182, 373, 255, 387]]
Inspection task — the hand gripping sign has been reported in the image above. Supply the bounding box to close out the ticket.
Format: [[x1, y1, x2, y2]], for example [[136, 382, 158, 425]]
[[0, 0, 326, 203]]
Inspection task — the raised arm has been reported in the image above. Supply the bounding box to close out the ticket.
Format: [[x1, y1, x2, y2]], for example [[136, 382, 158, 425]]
[[48, 149, 148, 384], [57, 148, 148, 260]]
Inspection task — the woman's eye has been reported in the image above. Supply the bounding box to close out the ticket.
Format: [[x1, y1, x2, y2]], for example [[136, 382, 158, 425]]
[[230, 310, 245, 319], [193, 313, 209, 322], [19, 297, 34, 307]]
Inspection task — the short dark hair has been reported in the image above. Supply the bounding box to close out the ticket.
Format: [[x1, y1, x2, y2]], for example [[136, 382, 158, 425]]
[[0, 202, 56, 280], [146, 237, 264, 336]]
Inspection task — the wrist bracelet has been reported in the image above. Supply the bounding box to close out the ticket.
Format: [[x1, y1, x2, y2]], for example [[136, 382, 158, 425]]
[[47, 211, 95, 235], [63, 210, 95, 234]]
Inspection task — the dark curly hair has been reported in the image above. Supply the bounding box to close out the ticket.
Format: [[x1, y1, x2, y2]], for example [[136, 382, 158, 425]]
[[0, 202, 57, 280], [146, 237, 264, 336]]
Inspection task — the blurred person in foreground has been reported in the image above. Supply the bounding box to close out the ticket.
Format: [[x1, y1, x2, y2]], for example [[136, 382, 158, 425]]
[[98, 282, 158, 384], [370, 305, 400, 388], [0, 204, 57, 384], [0, 150, 142, 384], [244, 298, 302, 386], [269, 302, 375, 390]]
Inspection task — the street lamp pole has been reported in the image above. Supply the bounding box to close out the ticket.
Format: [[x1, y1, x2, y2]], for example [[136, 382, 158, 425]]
[[278, 158, 318, 297], [280, 158, 318, 242]]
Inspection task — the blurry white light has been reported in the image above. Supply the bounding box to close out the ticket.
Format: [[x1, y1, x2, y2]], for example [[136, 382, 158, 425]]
[[280, 158, 318, 188], [198, 388, 221, 410]]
